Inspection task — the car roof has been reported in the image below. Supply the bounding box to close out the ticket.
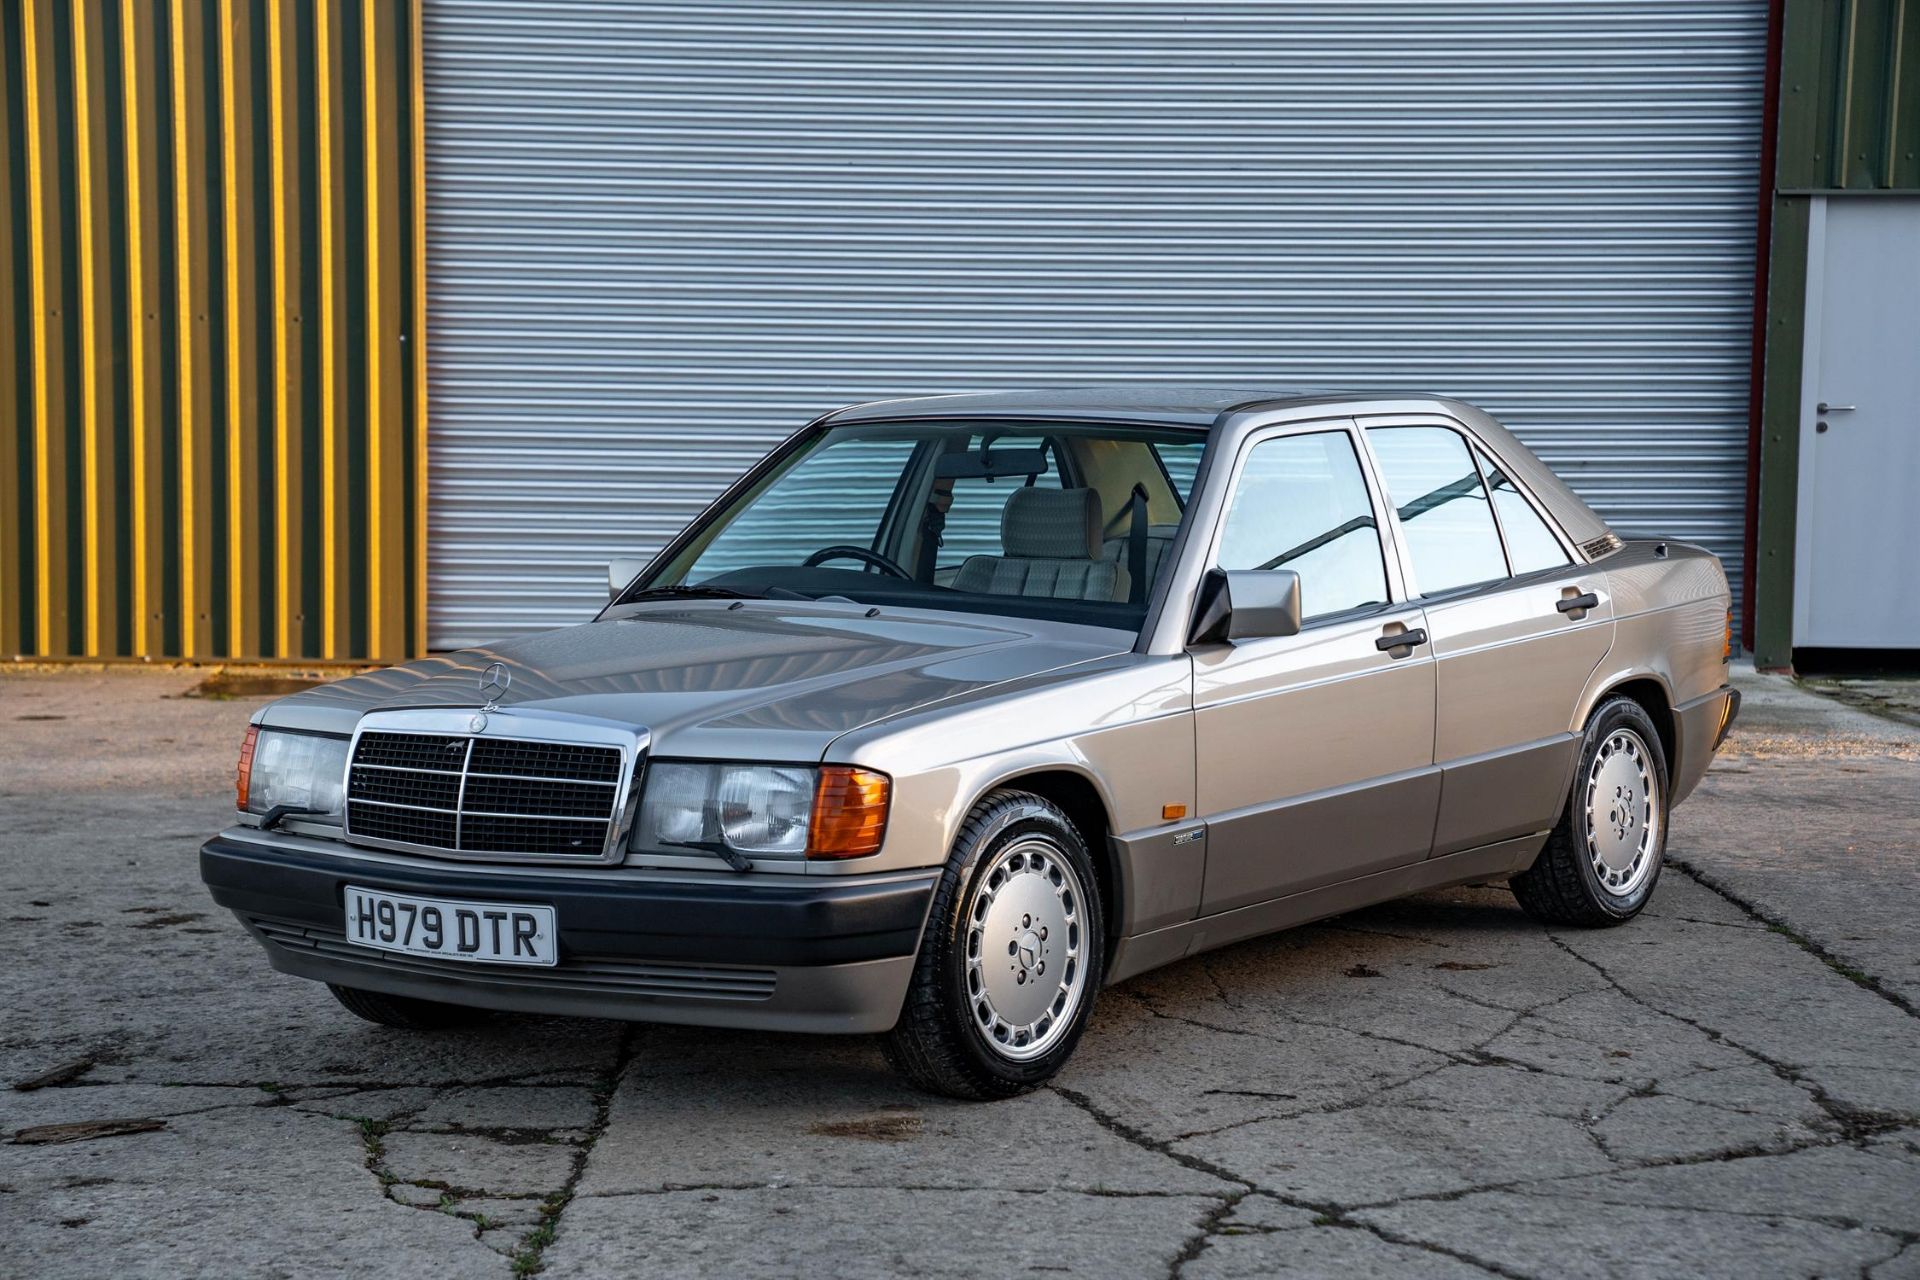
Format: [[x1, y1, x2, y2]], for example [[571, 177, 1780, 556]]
[[819, 384, 1349, 427]]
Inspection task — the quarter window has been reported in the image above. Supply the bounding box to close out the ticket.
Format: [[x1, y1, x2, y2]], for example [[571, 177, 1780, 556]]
[[1366, 426, 1509, 595], [1216, 431, 1388, 620], [1475, 445, 1572, 575]]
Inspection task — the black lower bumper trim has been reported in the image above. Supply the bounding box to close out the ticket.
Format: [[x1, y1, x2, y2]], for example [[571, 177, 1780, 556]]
[[201, 835, 936, 967], [1715, 686, 1742, 750]]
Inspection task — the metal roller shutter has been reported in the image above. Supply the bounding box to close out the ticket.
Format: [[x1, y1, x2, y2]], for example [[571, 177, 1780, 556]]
[[422, 0, 1765, 648]]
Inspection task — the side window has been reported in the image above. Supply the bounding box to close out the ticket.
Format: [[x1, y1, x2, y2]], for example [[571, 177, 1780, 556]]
[[1216, 431, 1389, 620], [1366, 426, 1509, 595], [1475, 445, 1572, 575], [937, 436, 1061, 565]]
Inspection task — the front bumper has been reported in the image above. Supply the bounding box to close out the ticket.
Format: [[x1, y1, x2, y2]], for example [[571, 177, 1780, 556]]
[[201, 832, 936, 1033]]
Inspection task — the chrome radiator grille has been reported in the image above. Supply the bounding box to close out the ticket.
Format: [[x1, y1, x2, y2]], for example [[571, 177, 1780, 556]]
[[346, 729, 629, 860]]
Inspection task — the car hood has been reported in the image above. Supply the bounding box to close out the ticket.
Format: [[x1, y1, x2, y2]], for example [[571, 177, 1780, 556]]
[[258, 601, 1130, 759]]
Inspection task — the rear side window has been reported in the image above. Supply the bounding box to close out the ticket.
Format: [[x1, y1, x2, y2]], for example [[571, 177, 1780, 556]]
[[1215, 431, 1388, 620], [1475, 445, 1572, 575], [1366, 426, 1509, 595]]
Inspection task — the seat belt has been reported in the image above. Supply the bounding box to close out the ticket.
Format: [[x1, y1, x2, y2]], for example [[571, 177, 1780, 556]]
[[1126, 482, 1149, 604]]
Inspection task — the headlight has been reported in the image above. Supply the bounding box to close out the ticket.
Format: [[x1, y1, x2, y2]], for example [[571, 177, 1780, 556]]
[[633, 762, 889, 862], [237, 726, 349, 822]]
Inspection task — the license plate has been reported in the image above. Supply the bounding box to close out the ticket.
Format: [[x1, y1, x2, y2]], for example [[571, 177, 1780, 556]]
[[343, 886, 557, 967]]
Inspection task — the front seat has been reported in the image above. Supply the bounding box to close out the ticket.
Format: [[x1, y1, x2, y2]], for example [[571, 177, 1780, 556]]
[[950, 487, 1127, 602]]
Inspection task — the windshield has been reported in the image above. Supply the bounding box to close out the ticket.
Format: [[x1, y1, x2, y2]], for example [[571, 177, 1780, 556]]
[[631, 420, 1209, 633]]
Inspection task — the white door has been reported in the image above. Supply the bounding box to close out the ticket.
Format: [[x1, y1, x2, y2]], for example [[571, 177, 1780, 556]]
[[1795, 198, 1920, 649]]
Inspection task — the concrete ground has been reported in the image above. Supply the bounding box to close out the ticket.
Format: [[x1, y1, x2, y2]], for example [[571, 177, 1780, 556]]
[[1, 664, 1916, 1279]]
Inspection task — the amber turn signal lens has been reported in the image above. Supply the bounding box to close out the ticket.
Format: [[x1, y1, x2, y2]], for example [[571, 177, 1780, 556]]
[[808, 766, 890, 859], [236, 724, 260, 812], [1723, 609, 1734, 662]]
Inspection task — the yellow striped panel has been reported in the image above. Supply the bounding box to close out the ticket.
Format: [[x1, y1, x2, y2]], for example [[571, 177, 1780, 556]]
[[121, 0, 168, 657], [265, 0, 303, 658], [314, 0, 347, 659], [169, 0, 214, 658], [3, 0, 428, 663], [219, 0, 261, 658], [0, 4, 22, 660], [71, 0, 117, 655], [363, 0, 406, 662], [23, 0, 69, 656]]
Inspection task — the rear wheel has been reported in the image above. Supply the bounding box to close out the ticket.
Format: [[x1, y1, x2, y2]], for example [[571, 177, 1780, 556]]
[[1511, 695, 1670, 927], [883, 790, 1105, 1100], [328, 984, 489, 1030]]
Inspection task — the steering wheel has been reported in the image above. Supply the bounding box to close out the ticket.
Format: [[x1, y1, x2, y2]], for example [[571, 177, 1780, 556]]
[[802, 545, 914, 579]]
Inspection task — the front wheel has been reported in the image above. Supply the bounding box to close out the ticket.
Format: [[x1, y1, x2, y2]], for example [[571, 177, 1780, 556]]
[[883, 791, 1105, 1100], [1511, 695, 1670, 927]]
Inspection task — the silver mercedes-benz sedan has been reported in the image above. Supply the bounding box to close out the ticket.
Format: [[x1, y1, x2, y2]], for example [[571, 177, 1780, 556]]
[[203, 388, 1739, 1099]]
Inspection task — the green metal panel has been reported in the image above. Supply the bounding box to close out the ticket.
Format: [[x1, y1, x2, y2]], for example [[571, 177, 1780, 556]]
[[1779, 0, 1920, 191], [1753, 198, 1811, 669]]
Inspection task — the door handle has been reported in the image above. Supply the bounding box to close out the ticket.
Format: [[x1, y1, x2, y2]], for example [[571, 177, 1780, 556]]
[[1557, 592, 1600, 614], [1376, 627, 1426, 654], [1816, 403, 1854, 414]]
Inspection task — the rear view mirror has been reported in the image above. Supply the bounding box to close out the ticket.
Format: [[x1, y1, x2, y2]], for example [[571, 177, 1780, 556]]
[[933, 447, 1047, 480], [1188, 569, 1303, 645], [608, 556, 652, 599]]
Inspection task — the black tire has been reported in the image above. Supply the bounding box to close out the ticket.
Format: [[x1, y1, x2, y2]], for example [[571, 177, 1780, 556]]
[[1511, 695, 1671, 927], [328, 983, 490, 1030], [883, 790, 1106, 1101]]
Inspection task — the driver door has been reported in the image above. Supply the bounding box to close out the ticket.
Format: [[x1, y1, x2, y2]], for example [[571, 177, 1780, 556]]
[[1192, 424, 1441, 914]]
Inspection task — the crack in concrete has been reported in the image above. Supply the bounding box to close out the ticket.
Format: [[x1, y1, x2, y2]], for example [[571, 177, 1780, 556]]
[[1502, 1182, 1919, 1240], [1049, 1084, 1535, 1279], [1545, 933, 1919, 1143], [1668, 858, 1920, 1021], [505, 1024, 638, 1276]]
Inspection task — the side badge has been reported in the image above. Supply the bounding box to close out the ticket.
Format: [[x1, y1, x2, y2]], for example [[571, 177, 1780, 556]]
[[1172, 828, 1203, 848]]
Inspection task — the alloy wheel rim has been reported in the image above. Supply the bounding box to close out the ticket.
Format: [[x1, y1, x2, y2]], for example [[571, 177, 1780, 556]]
[[964, 837, 1088, 1062], [1585, 728, 1662, 898]]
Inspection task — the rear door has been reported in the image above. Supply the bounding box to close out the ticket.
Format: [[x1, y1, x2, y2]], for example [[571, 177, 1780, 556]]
[[1361, 420, 1614, 857], [1192, 423, 1439, 915]]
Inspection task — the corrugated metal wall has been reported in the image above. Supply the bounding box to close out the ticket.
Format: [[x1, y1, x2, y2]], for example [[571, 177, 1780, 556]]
[[422, 0, 1768, 649], [1, 0, 427, 663]]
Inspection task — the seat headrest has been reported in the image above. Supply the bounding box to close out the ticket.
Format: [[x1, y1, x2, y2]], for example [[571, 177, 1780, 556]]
[[1001, 487, 1102, 560]]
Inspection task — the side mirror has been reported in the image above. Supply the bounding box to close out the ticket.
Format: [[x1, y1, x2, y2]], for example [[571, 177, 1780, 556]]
[[1188, 569, 1303, 645], [608, 556, 653, 600]]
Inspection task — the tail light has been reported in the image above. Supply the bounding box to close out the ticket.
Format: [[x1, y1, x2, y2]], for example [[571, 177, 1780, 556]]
[[807, 766, 891, 859], [236, 725, 260, 811]]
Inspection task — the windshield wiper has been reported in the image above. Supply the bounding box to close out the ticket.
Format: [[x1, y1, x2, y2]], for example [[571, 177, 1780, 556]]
[[662, 839, 754, 872], [621, 584, 765, 602]]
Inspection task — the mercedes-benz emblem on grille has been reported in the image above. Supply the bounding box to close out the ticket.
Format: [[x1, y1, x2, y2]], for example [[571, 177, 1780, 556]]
[[478, 662, 511, 712]]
